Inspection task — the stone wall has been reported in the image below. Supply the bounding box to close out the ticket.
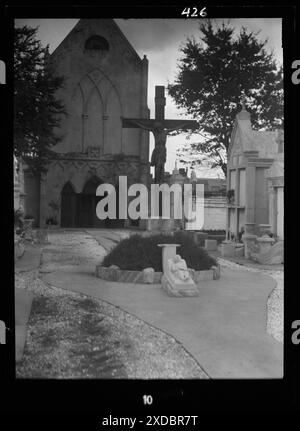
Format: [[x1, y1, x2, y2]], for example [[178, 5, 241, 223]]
[[203, 196, 226, 230], [50, 19, 149, 162]]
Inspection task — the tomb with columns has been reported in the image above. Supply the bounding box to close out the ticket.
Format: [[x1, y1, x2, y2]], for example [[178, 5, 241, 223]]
[[224, 100, 284, 262]]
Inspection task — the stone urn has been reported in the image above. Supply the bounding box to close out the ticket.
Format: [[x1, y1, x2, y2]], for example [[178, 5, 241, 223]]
[[256, 235, 275, 254]]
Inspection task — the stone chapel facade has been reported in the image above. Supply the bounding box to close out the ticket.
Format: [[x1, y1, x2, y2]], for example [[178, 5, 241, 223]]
[[25, 19, 150, 228]]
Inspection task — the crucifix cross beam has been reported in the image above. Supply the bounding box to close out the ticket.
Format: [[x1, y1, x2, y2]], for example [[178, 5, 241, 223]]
[[122, 86, 198, 184], [122, 85, 198, 131]]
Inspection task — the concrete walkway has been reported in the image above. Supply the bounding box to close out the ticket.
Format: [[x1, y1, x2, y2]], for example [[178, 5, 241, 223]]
[[15, 243, 43, 272], [42, 263, 283, 379]]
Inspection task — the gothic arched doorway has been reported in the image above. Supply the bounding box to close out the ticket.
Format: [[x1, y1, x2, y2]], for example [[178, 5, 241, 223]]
[[77, 176, 106, 228], [61, 182, 77, 227], [76, 176, 125, 228]]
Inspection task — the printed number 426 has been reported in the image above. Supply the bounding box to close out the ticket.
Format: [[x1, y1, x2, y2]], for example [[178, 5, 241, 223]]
[[181, 7, 207, 18]]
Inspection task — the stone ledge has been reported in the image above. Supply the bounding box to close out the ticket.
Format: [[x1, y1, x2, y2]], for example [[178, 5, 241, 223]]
[[95, 263, 221, 284]]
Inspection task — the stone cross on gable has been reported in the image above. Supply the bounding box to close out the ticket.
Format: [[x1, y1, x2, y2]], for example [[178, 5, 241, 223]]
[[122, 86, 198, 183]]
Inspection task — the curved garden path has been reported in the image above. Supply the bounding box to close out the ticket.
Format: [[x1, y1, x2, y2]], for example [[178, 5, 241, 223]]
[[40, 229, 283, 379]]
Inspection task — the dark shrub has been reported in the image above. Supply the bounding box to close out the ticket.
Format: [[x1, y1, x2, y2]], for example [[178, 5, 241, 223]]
[[102, 231, 217, 272]]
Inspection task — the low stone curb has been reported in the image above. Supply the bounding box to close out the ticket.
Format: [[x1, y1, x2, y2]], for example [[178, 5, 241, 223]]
[[95, 266, 162, 283], [95, 263, 221, 284]]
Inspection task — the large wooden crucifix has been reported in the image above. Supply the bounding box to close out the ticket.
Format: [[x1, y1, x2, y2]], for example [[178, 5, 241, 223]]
[[122, 86, 198, 184]]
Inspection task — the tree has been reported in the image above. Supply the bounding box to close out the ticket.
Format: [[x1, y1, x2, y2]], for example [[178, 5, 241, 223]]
[[168, 20, 283, 177], [14, 26, 65, 172]]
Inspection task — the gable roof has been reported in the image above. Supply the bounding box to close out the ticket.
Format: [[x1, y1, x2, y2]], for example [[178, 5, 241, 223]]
[[51, 18, 142, 63]]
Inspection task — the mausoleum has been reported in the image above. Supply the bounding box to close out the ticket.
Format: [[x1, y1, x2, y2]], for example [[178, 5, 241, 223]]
[[226, 102, 284, 242]]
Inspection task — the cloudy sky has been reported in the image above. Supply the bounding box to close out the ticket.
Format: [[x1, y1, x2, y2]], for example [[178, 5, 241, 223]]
[[15, 18, 282, 178]]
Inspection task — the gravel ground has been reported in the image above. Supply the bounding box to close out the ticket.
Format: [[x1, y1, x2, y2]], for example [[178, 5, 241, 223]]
[[16, 231, 209, 379], [217, 257, 283, 343]]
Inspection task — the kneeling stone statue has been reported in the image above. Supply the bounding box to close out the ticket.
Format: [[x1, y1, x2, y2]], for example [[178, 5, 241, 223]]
[[161, 254, 199, 297]]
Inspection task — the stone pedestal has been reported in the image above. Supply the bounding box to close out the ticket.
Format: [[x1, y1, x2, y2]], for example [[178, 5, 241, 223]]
[[245, 222, 256, 235], [158, 243, 181, 272], [221, 241, 235, 257], [234, 243, 245, 257], [257, 235, 275, 254], [258, 224, 272, 236], [244, 234, 257, 259]]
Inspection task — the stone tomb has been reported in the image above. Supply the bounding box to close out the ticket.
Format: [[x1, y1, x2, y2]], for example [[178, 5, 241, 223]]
[[226, 99, 284, 253]]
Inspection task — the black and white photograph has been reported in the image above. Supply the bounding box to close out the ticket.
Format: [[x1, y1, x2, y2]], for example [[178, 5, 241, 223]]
[[2, 1, 299, 412]]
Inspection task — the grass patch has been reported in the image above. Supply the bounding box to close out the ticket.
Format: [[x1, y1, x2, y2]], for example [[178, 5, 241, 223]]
[[102, 231, 217, 271]]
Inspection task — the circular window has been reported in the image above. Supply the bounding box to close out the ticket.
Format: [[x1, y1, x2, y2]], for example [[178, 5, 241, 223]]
[[85, 35, 109, 52]]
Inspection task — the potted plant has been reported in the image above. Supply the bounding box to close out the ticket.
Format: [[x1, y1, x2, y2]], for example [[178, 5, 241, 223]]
[[227, 189, 235, 204]]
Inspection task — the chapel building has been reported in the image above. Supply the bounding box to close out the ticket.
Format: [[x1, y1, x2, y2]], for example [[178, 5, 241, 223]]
[[24, 19, 150, 228]]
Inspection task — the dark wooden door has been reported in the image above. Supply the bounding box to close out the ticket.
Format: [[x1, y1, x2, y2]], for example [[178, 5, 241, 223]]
[[77, 194, 94, 227], [61, 184, 77, 227]]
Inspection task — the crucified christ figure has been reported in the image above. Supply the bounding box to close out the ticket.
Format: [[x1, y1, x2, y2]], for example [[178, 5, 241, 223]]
[[133, 120, 190, 184]]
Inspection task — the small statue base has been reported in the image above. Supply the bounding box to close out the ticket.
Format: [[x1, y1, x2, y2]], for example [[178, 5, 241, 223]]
[[161, 274, 199, 297]]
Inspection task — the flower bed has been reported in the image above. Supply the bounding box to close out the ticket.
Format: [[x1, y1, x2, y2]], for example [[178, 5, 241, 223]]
[[102, 232, 217, 272], [97, 232, 220, 284]]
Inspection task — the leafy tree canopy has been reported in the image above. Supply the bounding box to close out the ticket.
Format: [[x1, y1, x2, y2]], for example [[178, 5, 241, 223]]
[[14, 25, 65, 173], [168, 20, 283, 176]]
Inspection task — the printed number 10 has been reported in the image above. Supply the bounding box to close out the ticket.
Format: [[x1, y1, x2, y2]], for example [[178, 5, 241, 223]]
[[143, 395, 153, 405]]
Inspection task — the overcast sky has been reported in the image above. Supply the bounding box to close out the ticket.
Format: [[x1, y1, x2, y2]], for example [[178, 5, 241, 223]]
[[15, 18, 282, 178]]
